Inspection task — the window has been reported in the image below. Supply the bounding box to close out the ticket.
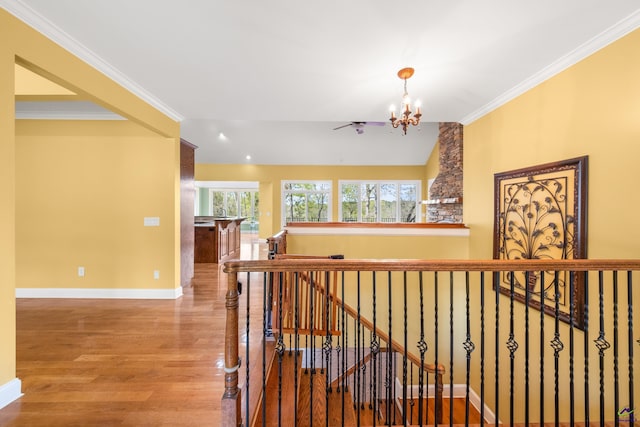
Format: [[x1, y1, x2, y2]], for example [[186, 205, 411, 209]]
[[339, 180, 420, 223], [282, 181, 331, 224], [210, 189, 259, 223]]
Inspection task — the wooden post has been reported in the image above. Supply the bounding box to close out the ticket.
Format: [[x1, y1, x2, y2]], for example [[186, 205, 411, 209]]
[[221, 271, 241, 427]]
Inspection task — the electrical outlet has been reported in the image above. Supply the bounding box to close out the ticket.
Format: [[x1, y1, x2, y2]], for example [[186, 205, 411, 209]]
[[78, 266, 85, 277], [153, 270, 160, 280]]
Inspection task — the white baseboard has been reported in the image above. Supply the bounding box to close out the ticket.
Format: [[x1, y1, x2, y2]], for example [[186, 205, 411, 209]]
[[396, 378, 499, 424], [15, 287, 183, 299], [0, 378, 23, 410]]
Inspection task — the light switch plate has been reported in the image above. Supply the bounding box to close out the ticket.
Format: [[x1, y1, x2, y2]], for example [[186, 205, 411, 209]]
[[144, 217, 160, 226]]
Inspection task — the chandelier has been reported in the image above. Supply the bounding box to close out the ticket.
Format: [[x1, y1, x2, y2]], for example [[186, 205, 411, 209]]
[[389, 67, 422, 135]]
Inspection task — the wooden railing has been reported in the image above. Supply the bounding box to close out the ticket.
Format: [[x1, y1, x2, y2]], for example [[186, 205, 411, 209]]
[[222, 258, 640, 426]]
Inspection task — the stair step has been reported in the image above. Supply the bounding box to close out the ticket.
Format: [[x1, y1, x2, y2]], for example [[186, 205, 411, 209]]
[[296, 371, 329, 426], [326, 388, 357, 426], [252, 350, 302, 427]]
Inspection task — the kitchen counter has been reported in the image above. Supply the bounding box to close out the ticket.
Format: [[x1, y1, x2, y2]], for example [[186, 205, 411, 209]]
[[194, 217, 246, 263]]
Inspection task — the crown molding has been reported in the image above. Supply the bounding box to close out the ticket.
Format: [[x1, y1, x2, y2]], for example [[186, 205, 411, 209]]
[[459, 9, 640, 125], [1, 0, 184, 122]]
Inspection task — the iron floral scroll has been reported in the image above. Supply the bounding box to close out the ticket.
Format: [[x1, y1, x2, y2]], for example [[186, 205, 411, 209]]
[[493, 156, 588, 329]]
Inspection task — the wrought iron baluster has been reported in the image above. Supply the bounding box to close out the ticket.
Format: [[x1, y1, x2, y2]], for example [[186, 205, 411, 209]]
[[310, 271, 316, 375], [357, 271, 362, 420], [434, 271, 440, 427], [323, 339, 331, 426], [494, 271, 499, 427], [583, 271, 590, 425], [540, 271, 545, 426], [524, 271, 530, 426], [551, 270, 563, 427], [613, 270, 619, 426], [463, 271, 476, 427], [304, 334, 308, 374], [361, 325, 366, 411], [294, 272, 300, 423], [378, 340, 383, 424], [371, 271, 379, 426], [324, 271, 332, 388], [449, 271, 454, 426], [369, 330, 373, 411], [628, 270, 635, 421], [594, 270, 611, 427], [387, 271, 393, 425], [403, 271, 408, 426], [245, 273, 251, 426], [480, 271, 485, 427], [569, 271, 575, 427], [507, 271, 517, 427], [341, 272, 346, 423], [351, 316, 360, 412], [418, 271, 426, 427], [262, 272, 269, 427], [344, 299, 348, 394], [276, 271, 286, 427]]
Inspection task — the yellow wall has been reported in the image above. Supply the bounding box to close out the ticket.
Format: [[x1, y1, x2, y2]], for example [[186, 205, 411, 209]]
[[15, 120, 177, 291], [0, 10, 180, 393], [0, 32, 17, 390], [464, 28, 640, 421], [288, 233, 467, 260], [195, 164, 430, 238]]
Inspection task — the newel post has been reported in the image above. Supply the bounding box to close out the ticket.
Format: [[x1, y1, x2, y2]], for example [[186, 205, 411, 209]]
[[221, 271, 241, 427]]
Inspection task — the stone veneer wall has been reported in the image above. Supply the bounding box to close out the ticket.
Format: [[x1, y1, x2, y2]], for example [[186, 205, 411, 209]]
[[427, 122, 463, 223]]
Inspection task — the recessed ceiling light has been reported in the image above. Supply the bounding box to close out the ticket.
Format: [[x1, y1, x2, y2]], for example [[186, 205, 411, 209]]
[[218, 132, 227, 141]]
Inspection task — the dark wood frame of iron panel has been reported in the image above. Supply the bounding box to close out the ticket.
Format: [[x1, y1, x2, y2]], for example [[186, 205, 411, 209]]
[[493, 156, 588, 330]]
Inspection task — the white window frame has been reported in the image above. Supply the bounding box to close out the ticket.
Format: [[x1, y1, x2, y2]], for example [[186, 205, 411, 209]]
[[281, 180, 332, 226], [209, 188, 259, 221], [338, 180, 421, 223]]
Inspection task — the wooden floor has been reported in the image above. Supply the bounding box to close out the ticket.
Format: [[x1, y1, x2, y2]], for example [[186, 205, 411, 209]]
[[0, 234, 267, 427]]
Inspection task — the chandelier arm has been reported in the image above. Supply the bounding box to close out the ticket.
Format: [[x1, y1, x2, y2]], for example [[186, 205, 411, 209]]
[[388, 67, 421, 134]]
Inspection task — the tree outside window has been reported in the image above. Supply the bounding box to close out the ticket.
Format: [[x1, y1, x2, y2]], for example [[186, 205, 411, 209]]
[[339, 180, 420, 223], [282, 181, 331, 224]]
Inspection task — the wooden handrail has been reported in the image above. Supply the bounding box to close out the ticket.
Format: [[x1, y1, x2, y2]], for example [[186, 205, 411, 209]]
[[286, 221, 467, 229], [225, 258, 640, 274]]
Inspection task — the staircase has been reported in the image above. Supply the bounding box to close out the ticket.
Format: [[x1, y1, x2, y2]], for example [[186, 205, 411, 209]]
[[252, 348, 479, 427]]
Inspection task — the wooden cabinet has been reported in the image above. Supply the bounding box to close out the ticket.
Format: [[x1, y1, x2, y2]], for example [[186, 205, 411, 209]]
[[194, 217, 245, 263], [180, 139, 197, 286]]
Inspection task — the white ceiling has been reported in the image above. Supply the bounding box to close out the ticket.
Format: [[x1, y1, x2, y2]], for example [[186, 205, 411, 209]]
[[5, 0, 640, 165]]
